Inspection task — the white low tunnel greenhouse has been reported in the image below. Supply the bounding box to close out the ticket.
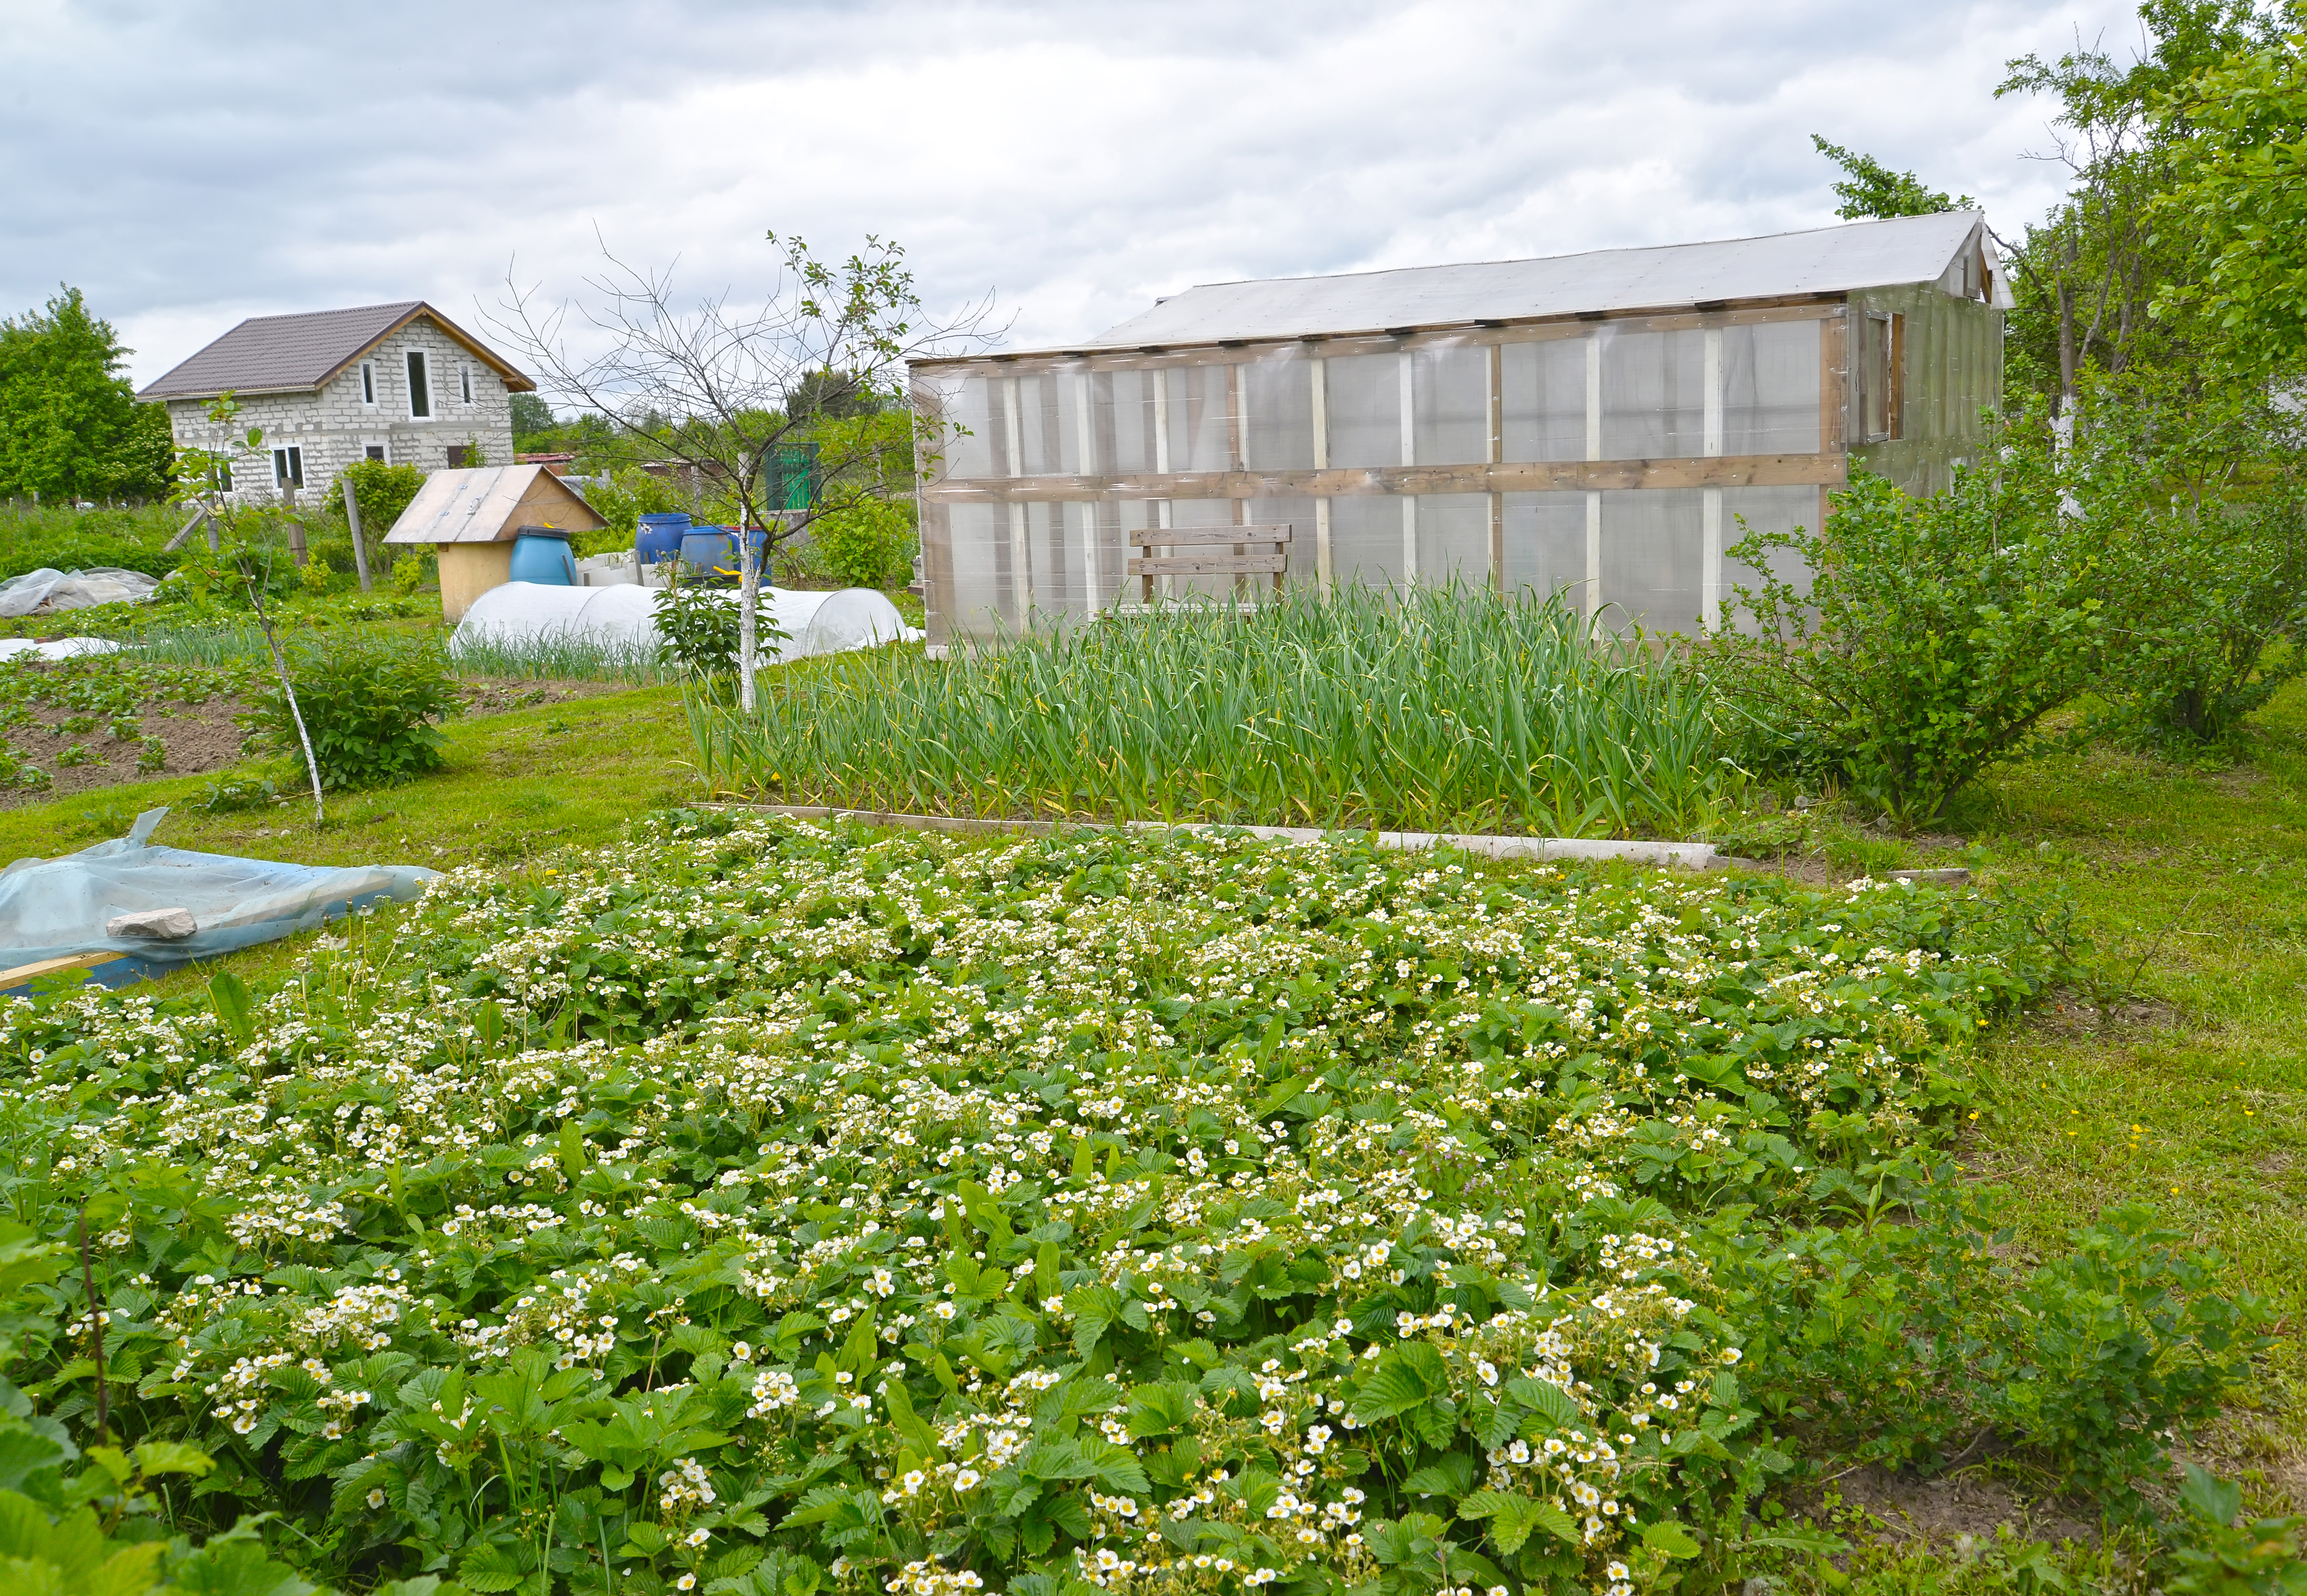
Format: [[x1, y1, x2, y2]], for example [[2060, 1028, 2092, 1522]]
[[449, 582, 920, 664]]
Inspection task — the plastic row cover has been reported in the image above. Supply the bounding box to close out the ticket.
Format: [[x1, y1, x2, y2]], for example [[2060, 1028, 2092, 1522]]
[[0, 808, 439, 986], [0, 638, 122, 662], [0, 568, 162, 618], [449, 582, 921, 663]]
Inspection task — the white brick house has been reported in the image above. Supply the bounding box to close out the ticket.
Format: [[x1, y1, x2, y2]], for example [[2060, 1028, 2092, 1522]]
[[136, 302, 532, 502]]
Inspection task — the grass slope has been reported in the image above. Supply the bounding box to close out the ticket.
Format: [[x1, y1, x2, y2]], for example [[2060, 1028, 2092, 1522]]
[[1957, 690, 2307, 1507]]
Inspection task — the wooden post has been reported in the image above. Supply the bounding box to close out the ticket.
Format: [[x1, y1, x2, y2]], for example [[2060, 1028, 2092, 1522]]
[[342, 480, 374, 593], [283, 487, 308, 566], [163, 506, 209, 552]]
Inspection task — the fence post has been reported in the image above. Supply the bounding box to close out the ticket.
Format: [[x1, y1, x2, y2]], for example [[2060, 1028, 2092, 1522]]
[[342, 479, 373, 592]]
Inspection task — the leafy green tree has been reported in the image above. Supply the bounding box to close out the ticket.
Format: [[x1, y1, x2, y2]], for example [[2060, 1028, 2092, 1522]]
[[1809, 136, 1975, 219], [0, 286, 174, 502], [1994, 0, 2276, 405], [509, 391, 556, 439], [2157, 17, 2307, 366]]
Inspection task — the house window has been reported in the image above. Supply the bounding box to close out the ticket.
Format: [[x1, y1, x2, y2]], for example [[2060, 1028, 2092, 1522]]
[[365, 444, 386, 463], [407, 351, 432, 419], [459, 364, 473, 405], [446, 444, 474, 469], [360, 361, 376, 406], [271, 446, 303, 490], [210, 462, 233, 495], [1862, 312, 1903, 443]]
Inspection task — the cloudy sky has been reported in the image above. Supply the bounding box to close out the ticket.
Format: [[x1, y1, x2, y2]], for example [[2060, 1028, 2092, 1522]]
[[5, 0, 2139, 394]]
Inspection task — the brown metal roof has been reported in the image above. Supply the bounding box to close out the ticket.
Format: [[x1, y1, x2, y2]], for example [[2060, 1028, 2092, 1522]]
[[135, 300, 534, 401]]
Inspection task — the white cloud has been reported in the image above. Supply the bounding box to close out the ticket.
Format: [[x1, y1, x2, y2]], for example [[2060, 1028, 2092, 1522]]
[[0, 0, 2140, 387]]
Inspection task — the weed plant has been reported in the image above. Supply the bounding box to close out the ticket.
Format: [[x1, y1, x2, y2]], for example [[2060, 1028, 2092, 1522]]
[[693, 582, 1735, 837], [0, 816, 2270, 1595], [245, 633, 458, 789]]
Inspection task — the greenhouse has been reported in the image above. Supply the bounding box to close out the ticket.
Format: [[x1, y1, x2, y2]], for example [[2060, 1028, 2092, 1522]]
[[909, 210, 2010, 648]]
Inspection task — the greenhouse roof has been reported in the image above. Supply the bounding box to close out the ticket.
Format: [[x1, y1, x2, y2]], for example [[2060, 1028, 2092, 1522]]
[[1081, 212, 2007, 350]]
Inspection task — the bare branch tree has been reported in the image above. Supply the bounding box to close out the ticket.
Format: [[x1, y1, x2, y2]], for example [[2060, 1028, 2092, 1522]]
[[488, 230, 997, 710]]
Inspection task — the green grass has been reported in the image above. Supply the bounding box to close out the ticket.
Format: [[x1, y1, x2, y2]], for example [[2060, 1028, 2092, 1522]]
[[0, 682, 697, 881], [693, 582, 1733, 838], [1945, 693, 2307, 1507]]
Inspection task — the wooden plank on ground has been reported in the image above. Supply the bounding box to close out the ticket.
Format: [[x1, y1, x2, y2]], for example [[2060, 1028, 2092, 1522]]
[[0, 951, 121, 991]]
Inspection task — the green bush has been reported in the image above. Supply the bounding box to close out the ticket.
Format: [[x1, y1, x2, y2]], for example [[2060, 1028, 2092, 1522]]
[[1699, 435, 2121, 827], [331, 458, 428, 543], [653, 578, 784, 678], [806, 495, 916, 588], [249, 634, 457, 788], [2088, 385, 2307, 750], [0, 505, 181, 583], [1738, 1187, 2266, 1510]]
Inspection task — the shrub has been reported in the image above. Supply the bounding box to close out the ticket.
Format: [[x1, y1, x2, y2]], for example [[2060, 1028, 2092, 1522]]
[[1699, 435, 2122, 827], [1738, 1187, 2267, 1509], [653, 577, 784, 678], [0, 504, 181, 583], [248, 633, 457, 788], [2088, 384, 2307, 749], [654, 579, 741, 677], [331, 458, 427, 545], [807, 495, 916, 588]]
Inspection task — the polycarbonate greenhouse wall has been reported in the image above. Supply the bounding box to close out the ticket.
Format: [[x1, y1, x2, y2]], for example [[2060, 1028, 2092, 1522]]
[[911, 221, 2004, 648]]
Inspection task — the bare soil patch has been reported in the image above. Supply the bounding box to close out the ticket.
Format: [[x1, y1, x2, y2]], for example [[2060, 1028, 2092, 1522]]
[[1825, 1464, 2101, 1550], [1, 675, 638, 811]]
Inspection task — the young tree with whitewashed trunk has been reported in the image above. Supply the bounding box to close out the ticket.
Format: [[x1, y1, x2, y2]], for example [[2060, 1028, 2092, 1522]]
[[490, 232, 992, 711]]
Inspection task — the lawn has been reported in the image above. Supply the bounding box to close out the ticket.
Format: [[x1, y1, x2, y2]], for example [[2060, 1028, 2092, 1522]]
[[1955, 692, 2307, 1508]]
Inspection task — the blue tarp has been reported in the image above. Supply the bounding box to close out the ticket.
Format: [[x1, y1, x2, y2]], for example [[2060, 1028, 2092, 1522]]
[[0, 808, 439, 992]]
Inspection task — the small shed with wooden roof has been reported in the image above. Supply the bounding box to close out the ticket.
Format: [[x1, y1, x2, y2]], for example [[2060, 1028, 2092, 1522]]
[[384, 464, 608, 620]]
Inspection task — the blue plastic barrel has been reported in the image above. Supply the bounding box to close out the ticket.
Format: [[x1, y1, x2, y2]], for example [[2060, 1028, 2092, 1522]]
[[509, 527, 576, 586], [635, 512, 691, 567], [682, 526, 767, 582]]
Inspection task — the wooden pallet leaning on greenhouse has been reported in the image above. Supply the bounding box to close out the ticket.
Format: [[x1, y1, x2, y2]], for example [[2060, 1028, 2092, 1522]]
[[1125, 523, 1291, 606]]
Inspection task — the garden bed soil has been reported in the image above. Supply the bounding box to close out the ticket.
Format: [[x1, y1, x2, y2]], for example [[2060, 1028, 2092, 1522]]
[[1824, 1463, 2100, 1551], [1, 675, 636, 811]]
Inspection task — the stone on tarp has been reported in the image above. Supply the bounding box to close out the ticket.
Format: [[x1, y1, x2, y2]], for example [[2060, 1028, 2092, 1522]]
[[106, 906, 198, 940]]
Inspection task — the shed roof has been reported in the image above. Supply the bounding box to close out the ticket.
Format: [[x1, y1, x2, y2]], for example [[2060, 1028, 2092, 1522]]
[[1074, 212, 2007, 351], [136, 301, 534, 401], [383, 464, 605, 545]]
